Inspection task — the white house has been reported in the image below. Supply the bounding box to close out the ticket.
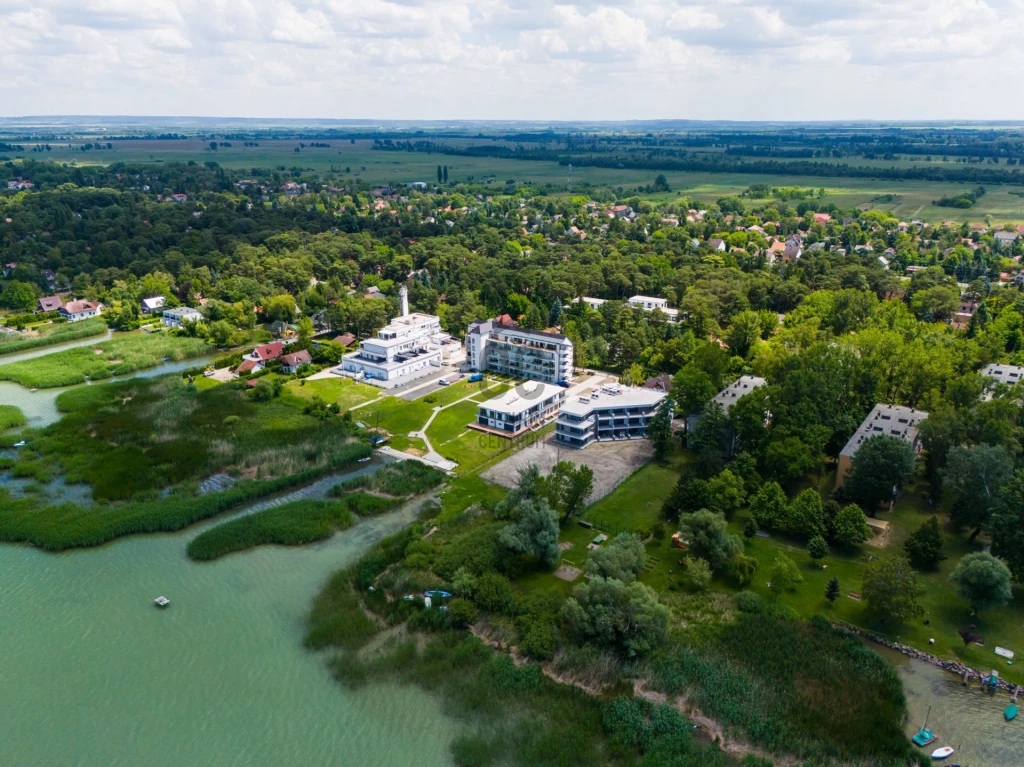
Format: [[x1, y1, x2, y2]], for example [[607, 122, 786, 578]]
[[627, 295, 680, 322], [162, 306, 204, 328], [142, 296, 166, 314], [59, 300, 103, 322]]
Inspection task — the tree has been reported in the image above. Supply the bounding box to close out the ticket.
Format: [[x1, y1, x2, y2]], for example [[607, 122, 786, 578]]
[[647, 397, 675, 461], [831, 504, 872, 547], [706, 469, 745, 517], [991, 471, 1024, 582], [807, 535, 829, 563], [788, 489, 826, 539], [843, 435, 916, 514], [732, 553, 759, 587], [943, 444, 1013, 541], [724, 310, 763, 359], [264, 293, 297, 323], [563, 577, 669, 657], [542, 461, 594, 522], [689, 401, 729, 477], [619, 362, 644, 387], [770, 553, 803, 597], [443, 165, 448, 183], [522, 303, 545, 330], [949, 552, 1013, 614], [586, 534, 646, 584], [684, 557, 712, 590], [862, 556, 924, 624], [548, 300, 563, 327], [437, 164, 443, 184], [662, 475, 709, 519], [825, 577, 841, 605], [904, 516, 946, 570], [749, 481, 787, 531], [498, 499, 561, 566], [678, 510, 743, 571], [0, 280, 38, 311], [670, 365, 716, 418], [742, 516, 758, 539], [296, 316, 314, 347], [207, 319, 234, 347]]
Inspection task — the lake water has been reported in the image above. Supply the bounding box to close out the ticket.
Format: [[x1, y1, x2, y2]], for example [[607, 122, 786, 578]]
[[0, 468, 458, 767], [0, 352, 221, 429], [869, 641, 1024, 766]]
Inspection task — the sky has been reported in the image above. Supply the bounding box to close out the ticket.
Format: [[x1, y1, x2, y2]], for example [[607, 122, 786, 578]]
[[2, 0, 1024, 121]]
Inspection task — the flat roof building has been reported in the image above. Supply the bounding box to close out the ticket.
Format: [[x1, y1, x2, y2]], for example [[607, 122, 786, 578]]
[[712, 375, 767, 414], [555, 385, 666, 449], [162, 306, 203, 327], [836, 403, 928, 487], [471, 381, 566, 438], [981, 363, 1024, 398], [627, 295, 680, 322], [465, 320, 573, 385]]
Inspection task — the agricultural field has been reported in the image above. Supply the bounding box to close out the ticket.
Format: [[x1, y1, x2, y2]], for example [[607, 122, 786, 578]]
[[19, 137, 1024, 225]]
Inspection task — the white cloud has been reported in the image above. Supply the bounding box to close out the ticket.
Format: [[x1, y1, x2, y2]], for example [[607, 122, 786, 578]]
[[0, 0, 1021, 119]]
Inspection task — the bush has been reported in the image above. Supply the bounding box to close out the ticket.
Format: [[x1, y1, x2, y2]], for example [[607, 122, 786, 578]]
[[733, 590, 764, 614], [448, 598, 476, 628]]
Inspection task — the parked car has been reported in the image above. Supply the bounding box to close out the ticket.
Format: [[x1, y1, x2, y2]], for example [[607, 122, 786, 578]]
[[438, 378, 450, 386], [555, 380, 571, 388]]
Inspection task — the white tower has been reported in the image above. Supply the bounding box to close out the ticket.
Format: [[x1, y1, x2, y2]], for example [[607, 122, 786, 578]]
[[399, 284, 409, 317]]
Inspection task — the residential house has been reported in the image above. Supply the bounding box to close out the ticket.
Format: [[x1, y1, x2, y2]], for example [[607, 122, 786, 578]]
[[813, 213, 831, 225], [981, 363, 1024, 398], [162, 307, 203, 328], [781, 243, 802, 264], [642, 375, 673, 393], [576, 297, 606, 311], [59, 300, 103, 322], [168, 194, 188, 203], [330, 333, 356, 348], [41, 269, 56, 287], [995, 231, 1019, 247], [141, 296, 166, 314], [6, 179, 34, 190], [281, 349, 313, 374], [627, 295, 680, 322], [2, 262, 16, 277], [37, 295, 63, 313], [708, 238, 727, 252]]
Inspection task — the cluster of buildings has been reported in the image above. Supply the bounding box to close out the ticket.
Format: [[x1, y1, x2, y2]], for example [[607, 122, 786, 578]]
[[34, 294, 103, 322]]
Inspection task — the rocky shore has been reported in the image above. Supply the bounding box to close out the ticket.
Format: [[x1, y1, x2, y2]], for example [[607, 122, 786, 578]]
[[834, 621, 1019, 695]]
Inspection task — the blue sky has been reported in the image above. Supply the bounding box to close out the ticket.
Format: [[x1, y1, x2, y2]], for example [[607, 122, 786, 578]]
[[2, 0, 1022, 120]]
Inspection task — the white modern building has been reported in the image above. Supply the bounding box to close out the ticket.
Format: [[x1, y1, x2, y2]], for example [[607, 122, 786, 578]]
[[981, 363, 1024, 397], [162, 306, 203, 328], [471, 381, 567, 437], [627, 295, 680, 322], [341, 286, 460, 385], [837, 403, 927, 487], [711, 375, 767, 414], [555, 385, 666, 448], [465, 320, 573, 384]]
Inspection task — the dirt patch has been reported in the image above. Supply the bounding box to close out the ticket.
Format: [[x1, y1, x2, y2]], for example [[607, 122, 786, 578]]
[[553, 565, 582, 582], [404, 447, 425, 457]]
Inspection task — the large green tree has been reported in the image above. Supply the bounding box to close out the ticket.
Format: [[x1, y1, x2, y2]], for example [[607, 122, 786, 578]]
[[563, 577, 669, 657], [943, 444, 1013, 541], [843, 435, 916, 514], [949, 552, 1013, 613], [991, 471, 1024, 582], [862, 556, 924, 625], [678, 509, 743, 571], [903, 516, 946, 570], [586, 534, 646, 584]]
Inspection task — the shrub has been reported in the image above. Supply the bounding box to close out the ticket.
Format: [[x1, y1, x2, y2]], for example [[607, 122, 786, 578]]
[[448, 598, 476, 628], [733, 590, 764, 613]]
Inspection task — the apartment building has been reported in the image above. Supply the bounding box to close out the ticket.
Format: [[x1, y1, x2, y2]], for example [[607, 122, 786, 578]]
[[554, 384, 666, 448], [836, 403, 928, 487], [465, 320, 573, 384], [472, 381, 566, 437]]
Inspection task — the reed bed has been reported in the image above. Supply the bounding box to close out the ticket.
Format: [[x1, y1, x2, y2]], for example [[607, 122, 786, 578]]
[[0, 318, 107, 356]]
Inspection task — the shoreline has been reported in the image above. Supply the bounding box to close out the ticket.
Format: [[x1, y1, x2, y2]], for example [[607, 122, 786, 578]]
[[834, 620, 1019, 694]]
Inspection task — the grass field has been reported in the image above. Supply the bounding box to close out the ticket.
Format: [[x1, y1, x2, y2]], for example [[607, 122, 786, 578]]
[[23, 138, 1024, 224], [0, 331, 210, 388], [561, 451, 1024, 686], [285, 376, 381, 411], [0, 318, 108, 356], [0, 404, 26, 431]]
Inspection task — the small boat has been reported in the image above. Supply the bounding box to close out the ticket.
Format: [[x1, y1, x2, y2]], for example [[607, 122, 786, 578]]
[[358, 457, 372, 463], [424, 590, 452, 599], [931, 746, 955, 759], [1006, 704, 1018, 721], [13, 440, 26, 448], [912, 706, 936, 747], [154, 596, 170, 608]]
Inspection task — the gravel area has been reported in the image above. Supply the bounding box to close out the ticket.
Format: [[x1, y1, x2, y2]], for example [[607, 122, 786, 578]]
[[480, 433, 653, 503]]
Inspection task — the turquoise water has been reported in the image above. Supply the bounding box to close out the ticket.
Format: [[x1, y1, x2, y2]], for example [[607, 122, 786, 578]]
[[0, 483, 458, 766]]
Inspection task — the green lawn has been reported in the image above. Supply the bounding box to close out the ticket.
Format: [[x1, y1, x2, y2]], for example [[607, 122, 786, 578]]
[[286, 377, 381, 410], [583, 462, 680, 535]]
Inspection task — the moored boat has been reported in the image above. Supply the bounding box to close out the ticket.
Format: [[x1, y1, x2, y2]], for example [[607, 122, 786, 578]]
[[912, 706, 936, 747], [1006, 704, 1018, 721], [931, 745, 954, 759]]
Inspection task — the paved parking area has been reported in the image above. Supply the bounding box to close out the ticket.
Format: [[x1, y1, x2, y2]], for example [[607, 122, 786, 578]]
[[480, 433, 653, 503]]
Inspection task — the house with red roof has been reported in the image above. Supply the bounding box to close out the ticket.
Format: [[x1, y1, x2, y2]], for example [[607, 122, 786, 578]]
[[59, 300, 103, 322]]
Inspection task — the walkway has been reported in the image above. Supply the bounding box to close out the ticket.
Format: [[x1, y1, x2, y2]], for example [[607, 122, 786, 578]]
[[407, 385, 490, 470]]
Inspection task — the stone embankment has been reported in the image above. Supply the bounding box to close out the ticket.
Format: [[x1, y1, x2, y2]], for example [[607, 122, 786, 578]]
[[835, 621, 1018, 694]]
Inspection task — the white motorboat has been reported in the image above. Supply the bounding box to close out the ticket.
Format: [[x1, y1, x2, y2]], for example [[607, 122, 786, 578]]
[[930, 746, 954, 759]]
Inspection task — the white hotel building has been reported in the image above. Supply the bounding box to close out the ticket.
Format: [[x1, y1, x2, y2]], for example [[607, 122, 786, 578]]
[[472, 381, 567, 437], [465, 320, 574, 384], [555, 385, 666, 448], [341, 286, 461, 385]]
